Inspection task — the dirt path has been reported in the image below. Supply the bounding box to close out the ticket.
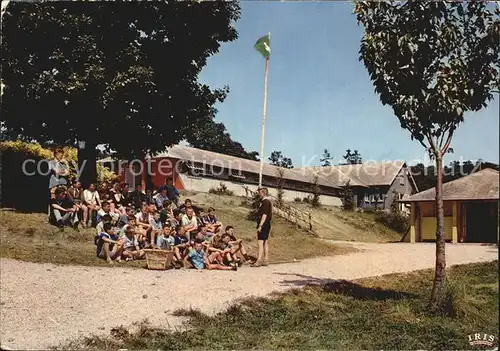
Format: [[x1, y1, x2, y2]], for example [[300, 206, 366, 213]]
[[1, 242, 497, 350]]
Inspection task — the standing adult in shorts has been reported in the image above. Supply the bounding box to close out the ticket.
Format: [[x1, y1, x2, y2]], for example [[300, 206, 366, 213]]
[[252, 187, 272, 267]]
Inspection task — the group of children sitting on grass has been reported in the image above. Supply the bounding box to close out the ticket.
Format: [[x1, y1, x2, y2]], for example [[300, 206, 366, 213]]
[[95, 200, 254, 271], [49, 171, 255, 271]]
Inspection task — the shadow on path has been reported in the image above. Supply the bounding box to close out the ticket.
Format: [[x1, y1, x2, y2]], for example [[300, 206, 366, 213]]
[[274, 272, 417, 301]]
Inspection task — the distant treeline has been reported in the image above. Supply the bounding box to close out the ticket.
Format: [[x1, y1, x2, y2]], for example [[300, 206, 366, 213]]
[[410, 160, 499, 192]]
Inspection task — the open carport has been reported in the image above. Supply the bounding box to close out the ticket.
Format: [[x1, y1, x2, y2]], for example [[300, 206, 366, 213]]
[[401, 168, 499, 244]]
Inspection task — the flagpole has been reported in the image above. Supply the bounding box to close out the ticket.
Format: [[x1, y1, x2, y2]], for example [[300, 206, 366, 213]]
[[258, 33, 270, 187]]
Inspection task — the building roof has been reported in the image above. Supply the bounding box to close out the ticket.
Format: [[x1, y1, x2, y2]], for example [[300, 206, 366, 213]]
[[302, 161, 406, 188], [402, 168, 499, 202], [154, 145, 341, 189], [301, 166, 368, 187]]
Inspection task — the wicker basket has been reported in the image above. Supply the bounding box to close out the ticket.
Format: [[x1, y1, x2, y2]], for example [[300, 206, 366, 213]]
[[143, 249, 174, 270]]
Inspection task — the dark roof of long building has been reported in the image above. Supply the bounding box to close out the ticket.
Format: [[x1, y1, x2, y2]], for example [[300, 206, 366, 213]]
[[154, 145, 341, 189]]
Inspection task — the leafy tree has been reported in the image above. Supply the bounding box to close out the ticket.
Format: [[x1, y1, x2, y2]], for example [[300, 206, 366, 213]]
[[342, 149, 363, 165], [1, 1, 240, 186], [339, 180, 355, 211], [356, 1, 499, 309], [320, 149, 333, 166], [275, 168, 286, 207], [268, 151, 293, 169], [187, 119, 259, 160], [310, 174, 321, 208], [246, 192, 262, 221]]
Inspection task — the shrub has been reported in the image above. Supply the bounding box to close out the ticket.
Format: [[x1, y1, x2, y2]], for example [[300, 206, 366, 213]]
[[310, 175, 321, 208], [339, 181, 355, 211], [294, 197, 302, 203], [276, 168, 285, 206], [246, 192, 261, 221], [208, 182, 234, 196], [375, 210, 410, 233], [0, 140, 118, 183], [363, 207, 376, 213], [302, 196, 310, 204]]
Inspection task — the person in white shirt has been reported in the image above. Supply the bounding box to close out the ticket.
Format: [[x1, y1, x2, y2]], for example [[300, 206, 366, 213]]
[[83, 183, 101, 226], [181, 207, 199, 241], [135, 205, 152, 247]]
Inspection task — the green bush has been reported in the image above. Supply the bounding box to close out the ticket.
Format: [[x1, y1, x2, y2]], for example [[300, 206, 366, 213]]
[[294, 197, 302, 203], [208, 182, 234, 196], [374, 210, 409, 234], [302, 196, 310, 204], [339, 181, 355, 211], [363, 207, 376, 213], [246, 193, 261, 221]]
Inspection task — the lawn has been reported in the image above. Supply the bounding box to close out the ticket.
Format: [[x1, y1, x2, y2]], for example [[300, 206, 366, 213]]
[[67, 261, 499, 350], [0, 193, 352, 267]]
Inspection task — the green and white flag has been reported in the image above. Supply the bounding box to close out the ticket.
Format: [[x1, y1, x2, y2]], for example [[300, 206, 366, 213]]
[[254, 33, 271, 59]]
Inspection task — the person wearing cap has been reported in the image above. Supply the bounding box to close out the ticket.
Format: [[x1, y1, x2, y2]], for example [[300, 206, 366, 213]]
[[252, 187, 272, 267]]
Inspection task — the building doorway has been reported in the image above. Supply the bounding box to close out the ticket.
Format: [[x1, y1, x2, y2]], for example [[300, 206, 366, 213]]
[[465, 201, 498, 243]]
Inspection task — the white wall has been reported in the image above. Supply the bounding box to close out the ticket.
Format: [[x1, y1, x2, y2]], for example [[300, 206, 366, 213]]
[[179, 174, 342, 206]]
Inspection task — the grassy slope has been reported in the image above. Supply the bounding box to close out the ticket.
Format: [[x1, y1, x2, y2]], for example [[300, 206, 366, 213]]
[[68, 261, 499, 350], [294, 202, 402, 242], [0, 193, 352, 267]]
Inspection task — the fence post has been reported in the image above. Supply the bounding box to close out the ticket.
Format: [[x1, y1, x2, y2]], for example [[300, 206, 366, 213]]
[[308, 213, 312, 231]]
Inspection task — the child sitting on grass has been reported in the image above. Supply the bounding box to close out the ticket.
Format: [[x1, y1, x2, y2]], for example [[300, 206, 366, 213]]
[[156, 226, 175, 250], [224, 226, 253, 264], [96, 222, 122, 264], [121, 225, 145, 261], [172, 226, 190, 268], [149, 211, 162, 248], [185, 240, 237, 271], [95, 214, 112, 236]]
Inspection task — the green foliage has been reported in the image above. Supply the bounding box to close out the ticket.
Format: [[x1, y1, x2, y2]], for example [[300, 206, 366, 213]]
[[268, 150, 293, 169], [0, 140, 118, 183], [375, 210, 410, 234], [376, 190, 410, 234], [276, 168, 285, 206], [187, 120, 259, 161], [208, 182, 234, 196], [310, 175, 321, 208], [294, 197, 302, 203], [320, 149, 332, 166], [339, 181, 355, 211], [246, 192, 261, 221], [1, 1, 241, 181], [356, 0, 500, 307], [355, 2, 499, 149], [302, 196, 310, 204], [342, 149, 362, 165]]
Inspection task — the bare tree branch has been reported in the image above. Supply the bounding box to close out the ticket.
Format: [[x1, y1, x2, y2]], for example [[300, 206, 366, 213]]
[[441, 130, 454, 153]]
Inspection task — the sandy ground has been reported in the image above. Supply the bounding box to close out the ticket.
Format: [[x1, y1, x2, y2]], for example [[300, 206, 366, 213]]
[[1, 242, 497, 350]]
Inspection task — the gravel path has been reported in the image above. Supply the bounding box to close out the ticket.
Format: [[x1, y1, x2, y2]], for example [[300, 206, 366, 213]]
[[1, 242, 497, 350]]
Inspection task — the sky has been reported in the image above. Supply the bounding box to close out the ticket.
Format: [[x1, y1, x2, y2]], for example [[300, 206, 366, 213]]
[[199, 2, 500, 168]]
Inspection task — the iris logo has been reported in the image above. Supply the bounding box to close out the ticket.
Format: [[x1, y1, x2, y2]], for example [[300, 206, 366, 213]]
[[467, 332, 497, 349]]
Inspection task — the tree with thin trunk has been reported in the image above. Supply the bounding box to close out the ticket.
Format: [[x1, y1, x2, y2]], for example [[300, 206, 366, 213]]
[[355, 1, 499, 310], [276, 168, 285, 207]]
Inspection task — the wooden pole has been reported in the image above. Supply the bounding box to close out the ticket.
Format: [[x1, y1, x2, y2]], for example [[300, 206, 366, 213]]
[[258, 42, 270, 187]]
